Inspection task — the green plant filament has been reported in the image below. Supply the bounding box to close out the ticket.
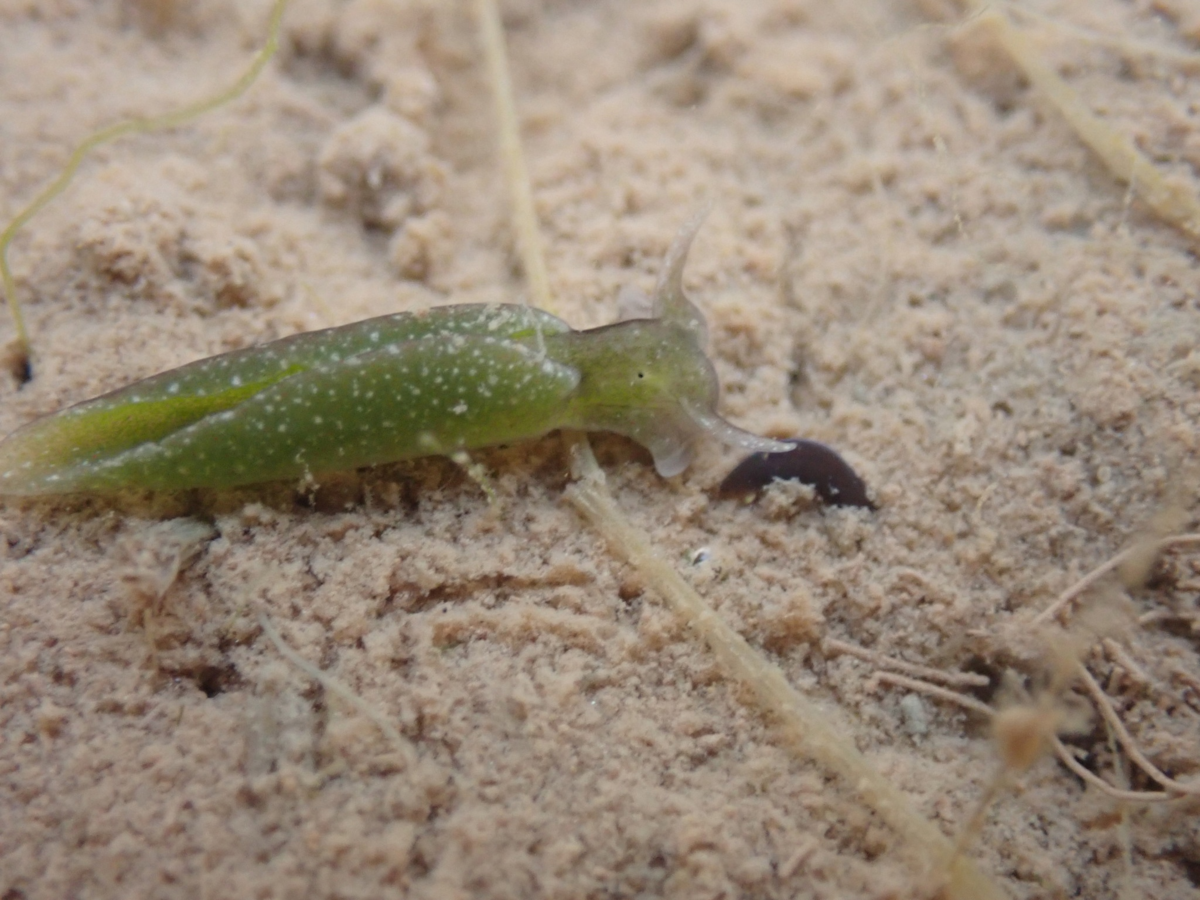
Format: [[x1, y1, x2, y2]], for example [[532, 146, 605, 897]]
[[0, 0, 291, 379]]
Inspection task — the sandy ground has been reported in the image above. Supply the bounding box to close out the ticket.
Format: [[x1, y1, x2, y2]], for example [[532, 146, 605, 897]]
[[1, 0, 1199, 897]]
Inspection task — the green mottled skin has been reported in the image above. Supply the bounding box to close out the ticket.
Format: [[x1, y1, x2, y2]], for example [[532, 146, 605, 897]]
[[0, 218, 788, 495]]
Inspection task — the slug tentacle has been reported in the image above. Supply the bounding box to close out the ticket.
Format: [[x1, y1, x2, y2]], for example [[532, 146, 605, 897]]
[[652, 207, 710, 345], [683, 400, 794, 457]]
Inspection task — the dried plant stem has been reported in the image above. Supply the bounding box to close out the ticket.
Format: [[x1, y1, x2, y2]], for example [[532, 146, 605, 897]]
[[826, 637, 991, 688], [258, 613, 418, 768], [481, 3, 1007, 894], [873, 671, 995, 716], [474, 0, 553, 317], [1049, 736, 1172, 804], [1007, 5, 1200, 72], [876, 670, 1187, 803], [1102, 638, 1154, 688], [1075, 662, 1200, 796], [565, 443, 1007, 900], [1032, 534, 1200, 626], [962, 3, 1200, 243]]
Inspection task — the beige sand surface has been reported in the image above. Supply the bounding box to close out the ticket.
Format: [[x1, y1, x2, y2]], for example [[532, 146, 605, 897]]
[[1, 1, 1199, 897]]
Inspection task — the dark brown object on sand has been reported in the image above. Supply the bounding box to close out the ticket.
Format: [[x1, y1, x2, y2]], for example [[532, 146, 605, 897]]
[[718, 438, 875, 509]]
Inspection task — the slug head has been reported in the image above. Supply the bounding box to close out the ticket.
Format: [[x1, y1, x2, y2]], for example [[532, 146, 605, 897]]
[[551, 320, 788, 477], [550, 210, 791, 476]]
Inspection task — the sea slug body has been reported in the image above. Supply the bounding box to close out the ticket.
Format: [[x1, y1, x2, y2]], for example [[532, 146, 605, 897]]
[[0, 218, 789, 495]]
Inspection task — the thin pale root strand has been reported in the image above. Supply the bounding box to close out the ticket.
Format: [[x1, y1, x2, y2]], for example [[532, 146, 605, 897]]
[[1007, 5, 1200, 73], [873, 671, 1191, 804], [1032, 533, 1200, 627], [826, 636, 992, 689], [0, 0, 290, 376], [1075, 662, 1200, 797], [475, 0, 553, 320], [258, 613, 418, 769], [960, 4, 1200, 244], [871, 671, 995, 717]]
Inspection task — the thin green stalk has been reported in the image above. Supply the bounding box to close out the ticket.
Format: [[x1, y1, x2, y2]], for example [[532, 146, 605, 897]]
[[0, 0, 290, 380]]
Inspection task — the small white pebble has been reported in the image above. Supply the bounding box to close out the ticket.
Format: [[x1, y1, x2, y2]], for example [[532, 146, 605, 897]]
[[899, 694, 930, 738]]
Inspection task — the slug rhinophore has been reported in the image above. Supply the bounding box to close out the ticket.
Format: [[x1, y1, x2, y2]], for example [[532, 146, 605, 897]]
[[0, 217, 791, 496]]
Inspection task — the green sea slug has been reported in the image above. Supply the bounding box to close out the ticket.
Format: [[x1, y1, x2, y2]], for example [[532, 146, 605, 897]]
[[0, 217, 789, 495]]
